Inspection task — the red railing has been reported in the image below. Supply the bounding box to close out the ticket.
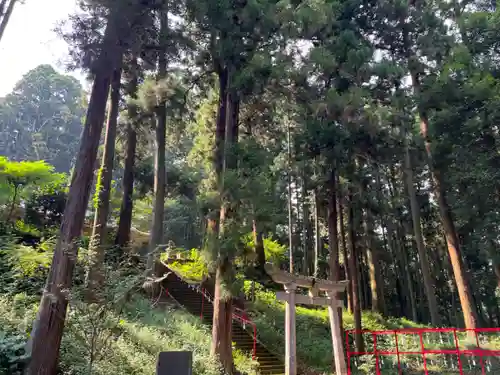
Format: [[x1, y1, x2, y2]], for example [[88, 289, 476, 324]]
[[346, 327, 500, 375], [189, 285, 258, 360]]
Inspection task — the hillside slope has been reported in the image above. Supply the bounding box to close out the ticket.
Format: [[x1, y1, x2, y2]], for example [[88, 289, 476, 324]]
[[0, 293, 256, 375]]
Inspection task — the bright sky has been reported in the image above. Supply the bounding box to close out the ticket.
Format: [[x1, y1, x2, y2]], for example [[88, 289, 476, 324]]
[[0, 0, 85, 96]]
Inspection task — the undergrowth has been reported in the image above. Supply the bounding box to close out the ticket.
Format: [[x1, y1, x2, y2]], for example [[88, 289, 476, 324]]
[[0, 292, 257, 375], [0, 235, 255, 375]]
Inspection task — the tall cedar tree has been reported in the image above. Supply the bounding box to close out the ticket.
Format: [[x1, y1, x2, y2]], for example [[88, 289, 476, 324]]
[[26, 1, 149, 372]]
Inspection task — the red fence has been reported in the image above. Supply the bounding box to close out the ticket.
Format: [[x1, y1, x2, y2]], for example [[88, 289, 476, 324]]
[[346, 327, 500, 375], [167, 284, 257, 360]]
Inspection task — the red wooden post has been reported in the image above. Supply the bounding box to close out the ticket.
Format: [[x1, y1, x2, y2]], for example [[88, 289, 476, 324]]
[[473, 329, 485, 375], [253, 324, 257, 360], [373, 332, 381, 375], [418, 332, 428, 375], [453, 329, 464, 375], [394, 331, 401, 375], [346, 330, 351, 375]]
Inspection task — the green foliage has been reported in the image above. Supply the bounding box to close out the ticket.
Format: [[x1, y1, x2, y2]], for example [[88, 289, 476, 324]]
[[9, 239, 54, 278], [242, 233, 287, 264], [245, 281, 425, 373], [0, 64, 85, 173], [0, 293, 38, 375], [0, 159, 65, 224], [0, 291, 233, 375], [163, 248, 209, 283], [0, 333, 26, 375], [0, 237, 54, 295]]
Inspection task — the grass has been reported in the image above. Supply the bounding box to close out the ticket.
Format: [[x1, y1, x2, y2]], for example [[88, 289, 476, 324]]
[[0, 293, 256, 375], [243, 281, 500, 374]]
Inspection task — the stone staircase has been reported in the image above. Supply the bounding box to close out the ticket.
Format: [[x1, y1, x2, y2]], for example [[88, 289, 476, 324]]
[[163, 271, 285, 374]]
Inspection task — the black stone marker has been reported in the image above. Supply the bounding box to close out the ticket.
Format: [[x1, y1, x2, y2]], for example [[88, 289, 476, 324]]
[[156, 351, 193, 375]]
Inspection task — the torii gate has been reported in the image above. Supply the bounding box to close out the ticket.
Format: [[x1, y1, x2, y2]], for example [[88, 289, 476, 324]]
[[265, 263, 348, 375]]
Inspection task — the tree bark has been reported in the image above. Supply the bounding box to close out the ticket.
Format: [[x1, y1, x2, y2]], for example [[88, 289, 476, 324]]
[[211, 260, 233, 373], [86, 66, 122, 299], [287, 121, 294, 273], [364, 207, 385, 315], [26, 10, 123, 374], [115, 126, 137, 247], [301, 174, 311, 276], [402, 0, 478, 327], [338, 190, 352, 313], [397, 220, 418, 322], [327, 170, 340, 282], [494, 263, 500, 291], [147, 9, 169, 272], [387, 167, 417, 321], [205, 66, 228, 241], [346, 189, 364, 353], [253, 219, 265, 270], [357, 244, 367, 311], [211, 69, 239, 374], [0, 0, 16, 43], [403, 134, 440, 325], [413, 75, 479, 330], [313, 187, 321, 277], [115, 58, 139, 248]]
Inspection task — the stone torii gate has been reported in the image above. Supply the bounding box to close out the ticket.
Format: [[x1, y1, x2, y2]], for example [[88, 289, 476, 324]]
[[265, 263, 348, 375]]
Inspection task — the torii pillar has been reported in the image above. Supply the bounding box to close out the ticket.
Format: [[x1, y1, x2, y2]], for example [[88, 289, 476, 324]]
[[265, 264, 348, 375]]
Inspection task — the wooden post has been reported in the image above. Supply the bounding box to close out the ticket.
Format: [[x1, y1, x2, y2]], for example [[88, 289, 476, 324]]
[[266, 263, 348, 375], [327, 291, 347, 375], [284, 282, 297, 375]]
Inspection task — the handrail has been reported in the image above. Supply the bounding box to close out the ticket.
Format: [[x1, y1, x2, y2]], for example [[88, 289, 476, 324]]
[[345, 327, 500, 375], [186, 283, 257, 359]]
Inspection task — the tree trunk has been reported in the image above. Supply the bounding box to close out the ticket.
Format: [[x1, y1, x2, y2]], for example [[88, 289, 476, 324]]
[[0, 0, 16, 42], [211, 259, 233, 373], [253, 219, 265, 270], [301, 174, 311, 276], [403, 135, 440, 325], [0, 0, 7, 15], [115, 57, 139, 248], [364, 207, 385, 315], [26, 10, 123, 374], [205, 66, 228, 241], [397, 221, 418, 322], [86, 66, 122, 299], [313, 188, 321, 277], [346, 189, 364, 353], [115, 126, 137, 247], [387, 167, 417, 320], [338, 190, 352, 313], [414, 77, 478, 330], [287, 121, 294, 273], [494, 263, 500, 291], [327, 170, 340, 282], [211, 70, 239, 374], [357, 246, 367, 311], [147, 9, 168, 272]]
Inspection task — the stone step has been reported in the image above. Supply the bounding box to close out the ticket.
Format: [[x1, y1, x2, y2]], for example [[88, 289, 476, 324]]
[[162, 277, 284, 375]]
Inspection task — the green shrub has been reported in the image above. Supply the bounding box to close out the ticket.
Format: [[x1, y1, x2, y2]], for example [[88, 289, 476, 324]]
[[0, 293, 37, 375], [245, 281, 428, 373], [0, 238, 54, 295], [164, 248, 208, 283], [60, 295, 254, 375]]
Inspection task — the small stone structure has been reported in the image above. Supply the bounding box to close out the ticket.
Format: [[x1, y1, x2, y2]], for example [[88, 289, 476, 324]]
[[156, 351, 193, 375], [265, 263, 348, 375]]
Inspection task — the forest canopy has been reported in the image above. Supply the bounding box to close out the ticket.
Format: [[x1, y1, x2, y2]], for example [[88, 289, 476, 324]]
[[0, 0, 500, 374]]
